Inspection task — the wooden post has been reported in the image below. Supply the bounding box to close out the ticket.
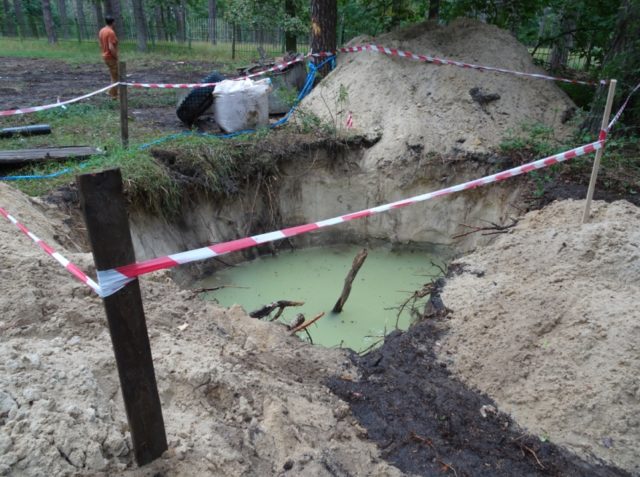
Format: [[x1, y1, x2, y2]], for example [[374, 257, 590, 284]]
[[77, 168, 167, 466], [118, 61, 129, 148], [582, 79, 617, 224]]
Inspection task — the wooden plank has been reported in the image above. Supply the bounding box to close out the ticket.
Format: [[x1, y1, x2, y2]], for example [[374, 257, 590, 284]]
[[77, 168, 168, 466], [0, 146, 101, 164]]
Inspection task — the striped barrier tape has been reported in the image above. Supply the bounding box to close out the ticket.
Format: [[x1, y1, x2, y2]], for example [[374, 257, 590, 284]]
[[0, 206, 102, 295], [123, 56, 306, 89], [313, 44, 605, 86], [0, 58, 306, 115], [1, 44, 607, 116], [95, 138, 605, 297], [0, 83, 117, 117], [607, 80, 640, 131]]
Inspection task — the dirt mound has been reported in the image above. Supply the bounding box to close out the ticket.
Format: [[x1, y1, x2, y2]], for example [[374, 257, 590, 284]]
[[301, 18, 576, 160], [329, 322, 627, 477], [0, 183, 402, 476], [440, 199, 640, 474]]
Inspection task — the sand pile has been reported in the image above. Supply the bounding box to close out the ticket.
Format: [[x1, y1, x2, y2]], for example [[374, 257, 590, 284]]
[[0, 183, 402, 476], [439, 199, 640, 474], [301, 18, 576, 161]]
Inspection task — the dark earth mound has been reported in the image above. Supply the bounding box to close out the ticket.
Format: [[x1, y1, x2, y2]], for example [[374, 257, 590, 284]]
[[328, 315, 629, 477]]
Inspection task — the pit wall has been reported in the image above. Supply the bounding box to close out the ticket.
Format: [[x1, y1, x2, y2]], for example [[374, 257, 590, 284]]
[[129, 144, 524, 279]]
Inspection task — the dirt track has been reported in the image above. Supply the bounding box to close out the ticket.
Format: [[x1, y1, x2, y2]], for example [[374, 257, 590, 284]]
[[0, 57, 221, 111]]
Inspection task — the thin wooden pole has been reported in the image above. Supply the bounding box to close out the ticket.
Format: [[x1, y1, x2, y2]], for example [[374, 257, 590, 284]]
[[582, 79, 617, 224], [118, 61, 129, 148], [77, 168, 167, 466]]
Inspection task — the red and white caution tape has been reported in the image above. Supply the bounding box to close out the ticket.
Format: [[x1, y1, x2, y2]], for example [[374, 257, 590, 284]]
[[0, 83, 117, 117], [96, 138, 604, 297], [0, 207, 102, 295], [313, 44, 605, 86], [0, 58, 305, 114], [124, 57, 305, 89], [607, 80, 640, 131]]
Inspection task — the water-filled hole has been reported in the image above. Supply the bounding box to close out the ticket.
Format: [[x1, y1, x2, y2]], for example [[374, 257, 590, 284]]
[[195, 244, 446, 352]]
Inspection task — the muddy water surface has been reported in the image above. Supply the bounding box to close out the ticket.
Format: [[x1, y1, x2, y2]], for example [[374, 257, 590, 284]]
[[196, 245, 445, 352]]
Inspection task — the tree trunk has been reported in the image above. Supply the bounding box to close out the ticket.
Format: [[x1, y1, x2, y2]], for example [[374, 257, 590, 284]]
[[207, 0, 216, 44], [175, 2, 186, 43], [311, 0, 337, 75], [284, 0, 296, 52], [390, 0, 401, 28], [14, 0, 30, 36], [74, 0, 87, 39], [550, 11, 575, 71], [154, 5, 166, 41], [107, 0, 124, 38], [2, 0, 16, 36], [587, 0, 640, 133], [232, 22, 237, 59], [428, 0, 440, 20], [42, 0, 57, 43], [56, 0, 70, 39], [94, 0, 104, 29], [131, 0, 147, 51]]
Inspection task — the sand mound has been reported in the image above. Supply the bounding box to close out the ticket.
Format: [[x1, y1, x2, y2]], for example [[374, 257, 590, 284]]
[[302, 18, 576, 160], [0, 183, 401, 476], [439, 199, 640, 474]]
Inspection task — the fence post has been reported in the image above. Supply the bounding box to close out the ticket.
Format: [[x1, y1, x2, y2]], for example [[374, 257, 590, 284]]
[[77, 168, 168, 466], [118, 61, 129, 148], [582, 79, 617, 224]]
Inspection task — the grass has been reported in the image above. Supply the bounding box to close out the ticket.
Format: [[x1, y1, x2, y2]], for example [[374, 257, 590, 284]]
[[0, 96, 179, 210], [0, 37, 291, 67]]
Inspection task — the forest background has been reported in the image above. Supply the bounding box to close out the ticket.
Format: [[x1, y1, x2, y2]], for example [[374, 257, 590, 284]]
[[0, 0, 638, 127]]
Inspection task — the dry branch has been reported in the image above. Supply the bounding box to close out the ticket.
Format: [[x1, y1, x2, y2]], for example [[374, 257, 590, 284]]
[[290, 312, 325, 334], [452, 217, 519, 239], [332, 248, 368, 313]]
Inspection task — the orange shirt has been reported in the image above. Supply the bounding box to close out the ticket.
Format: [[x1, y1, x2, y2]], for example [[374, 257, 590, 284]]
[[98, 26, 118, 60]]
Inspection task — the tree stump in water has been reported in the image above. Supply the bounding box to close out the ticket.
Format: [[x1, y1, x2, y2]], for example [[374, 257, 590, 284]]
[[332, 248, 368, 313]]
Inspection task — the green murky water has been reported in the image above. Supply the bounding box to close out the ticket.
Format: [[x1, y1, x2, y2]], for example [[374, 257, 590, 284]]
[[196, 245, 444, 352]]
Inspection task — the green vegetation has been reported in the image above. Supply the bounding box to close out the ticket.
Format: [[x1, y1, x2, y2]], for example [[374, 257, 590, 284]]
[[0, 37, 278, 66]]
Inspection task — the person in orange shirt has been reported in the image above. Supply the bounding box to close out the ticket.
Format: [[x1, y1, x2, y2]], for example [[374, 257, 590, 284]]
[[98, 16, 119, 99]]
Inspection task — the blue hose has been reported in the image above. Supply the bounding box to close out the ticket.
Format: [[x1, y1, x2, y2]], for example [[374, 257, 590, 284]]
[[1, 57, 335, 181], [139, 56, 335, 149]]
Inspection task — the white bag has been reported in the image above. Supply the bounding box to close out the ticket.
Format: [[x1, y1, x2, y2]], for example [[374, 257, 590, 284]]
[[213, 78, 271, 133]]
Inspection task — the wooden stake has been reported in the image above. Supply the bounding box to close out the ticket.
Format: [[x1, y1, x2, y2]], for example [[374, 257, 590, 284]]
[[77, 168, 167, 466], [332, 248, 368, 313], [118, 61, 129, 148], [582, 79, 617, 224]]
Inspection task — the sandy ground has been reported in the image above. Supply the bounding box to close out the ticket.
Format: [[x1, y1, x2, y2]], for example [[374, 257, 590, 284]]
[[302, 18, 576, 162], [440, 199, 640, 474], [0, 182, 403, 476]]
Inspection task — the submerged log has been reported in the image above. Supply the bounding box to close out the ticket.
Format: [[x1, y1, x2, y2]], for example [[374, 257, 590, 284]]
[[249, 300, 304, 319], [332, 248, 368, 313]]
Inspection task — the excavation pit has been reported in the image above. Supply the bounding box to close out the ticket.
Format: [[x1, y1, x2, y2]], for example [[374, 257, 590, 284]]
[[194, 244, 447, 352]]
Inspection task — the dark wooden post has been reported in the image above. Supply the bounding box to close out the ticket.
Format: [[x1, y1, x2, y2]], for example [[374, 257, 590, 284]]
[[77, 168, 167, 466], [118, 61, 129, 148]]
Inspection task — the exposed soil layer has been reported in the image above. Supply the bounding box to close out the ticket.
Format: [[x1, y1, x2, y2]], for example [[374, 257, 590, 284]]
[[329, 319, 629, 477]]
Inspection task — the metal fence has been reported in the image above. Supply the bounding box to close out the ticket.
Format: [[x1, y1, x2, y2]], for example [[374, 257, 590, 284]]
[[0, 16, 310, 58]]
